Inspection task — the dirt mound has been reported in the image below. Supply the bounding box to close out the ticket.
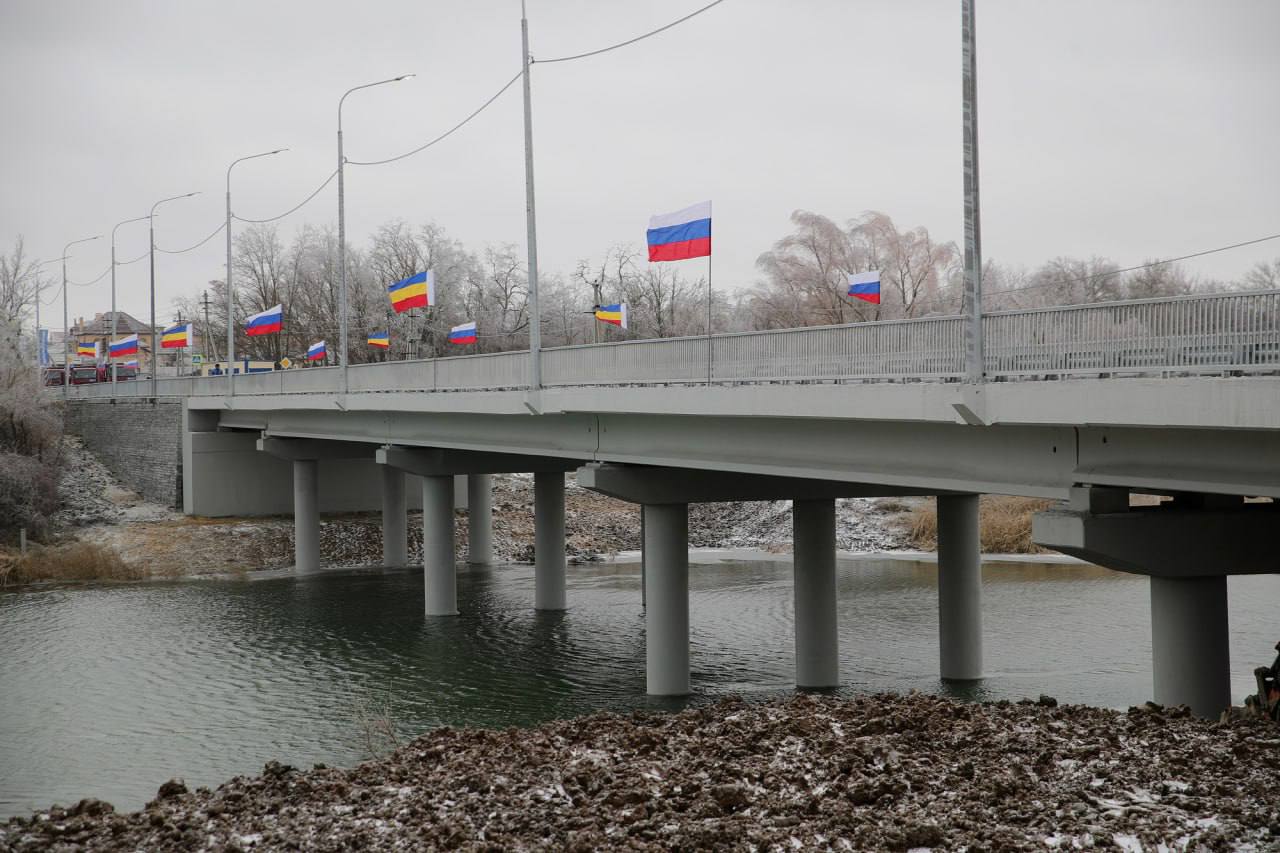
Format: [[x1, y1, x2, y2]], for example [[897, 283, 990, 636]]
[[4, 693, 1275, 850]]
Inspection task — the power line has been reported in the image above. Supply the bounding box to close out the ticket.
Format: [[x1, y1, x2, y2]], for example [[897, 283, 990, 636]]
[[345, 0, 730, 168], [345, 72, 523, 167], [67, 267, 110, 287], [860, 230, 1280, 313], [156, 222, 227, 254], [116, 250, 149, 265], [234, 170, 339, 224], [534, 0, 730, 64]]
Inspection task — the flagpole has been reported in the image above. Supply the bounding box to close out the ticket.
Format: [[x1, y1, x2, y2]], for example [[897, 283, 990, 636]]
[[705, 253, 713, 385]]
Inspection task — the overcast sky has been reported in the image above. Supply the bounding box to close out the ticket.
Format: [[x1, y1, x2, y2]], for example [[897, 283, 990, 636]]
[[3, 0, 1277, 330]]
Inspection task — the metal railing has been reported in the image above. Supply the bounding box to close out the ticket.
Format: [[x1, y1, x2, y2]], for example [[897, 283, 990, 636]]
[[61, 289, 1280, 400]]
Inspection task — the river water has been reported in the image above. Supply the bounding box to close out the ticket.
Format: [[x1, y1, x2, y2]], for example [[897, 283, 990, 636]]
[[1, 554, 1276, 818]]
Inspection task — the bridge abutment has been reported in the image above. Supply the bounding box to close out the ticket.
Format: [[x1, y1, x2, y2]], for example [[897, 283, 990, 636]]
[[793, 498, 838, 689], [534, 472, 566, 610], [937, 494, 984, 682], [422, 475, 458, 616], [467, 474, 493, 566], [644, 502, 690, 696], [381, 465, 408, 568]]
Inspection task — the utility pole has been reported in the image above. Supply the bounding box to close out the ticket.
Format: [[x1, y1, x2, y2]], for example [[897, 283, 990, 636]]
[[962, 0, 985, 382], [200, 290, 215, 362], [521, 0, 542, 394]]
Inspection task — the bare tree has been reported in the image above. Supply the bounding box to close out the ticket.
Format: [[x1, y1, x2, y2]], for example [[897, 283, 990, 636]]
[[0, 237, 43, 340], [1243, 257, 1280, 290]]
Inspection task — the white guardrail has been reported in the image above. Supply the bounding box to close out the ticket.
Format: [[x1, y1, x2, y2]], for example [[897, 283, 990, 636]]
[[62, 289, 1280, 399]]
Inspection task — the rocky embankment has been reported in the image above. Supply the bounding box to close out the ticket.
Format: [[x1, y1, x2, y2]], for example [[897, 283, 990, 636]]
[[3, 693, 1276, 851], [53, 439, 916, 577]]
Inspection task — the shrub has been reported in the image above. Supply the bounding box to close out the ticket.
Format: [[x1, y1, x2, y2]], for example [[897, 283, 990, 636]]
[[0, 451, 60, 544], [907, 495, 1055, 554], [0, 541, 142, 587]]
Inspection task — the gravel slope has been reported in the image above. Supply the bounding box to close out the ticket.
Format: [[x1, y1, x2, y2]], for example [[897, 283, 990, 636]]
[[3, 693, 1276, 851]]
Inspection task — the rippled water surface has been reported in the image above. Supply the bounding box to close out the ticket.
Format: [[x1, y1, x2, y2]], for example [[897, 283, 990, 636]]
[[1, 555, 1276, 817]]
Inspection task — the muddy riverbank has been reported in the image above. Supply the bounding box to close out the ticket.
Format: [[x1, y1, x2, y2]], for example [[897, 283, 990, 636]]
[[27, 438, 917, 580], [3, 693, 1276, 851]]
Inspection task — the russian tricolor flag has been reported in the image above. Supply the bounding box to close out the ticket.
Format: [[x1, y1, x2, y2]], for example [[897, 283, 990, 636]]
[[448, 321, 477, 345], [647, 201, 711, 262], [245, 304, 283, 336], [306, 340, 326, 361], [109, 334, 139, 357], [847, 271, 882, 304]]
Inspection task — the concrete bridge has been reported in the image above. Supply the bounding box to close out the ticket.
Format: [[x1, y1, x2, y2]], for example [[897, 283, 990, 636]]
[[65, 290, 1280, 717]]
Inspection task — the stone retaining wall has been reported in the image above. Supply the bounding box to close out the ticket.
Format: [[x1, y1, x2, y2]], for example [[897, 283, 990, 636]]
[[63, 399, 183, 507]]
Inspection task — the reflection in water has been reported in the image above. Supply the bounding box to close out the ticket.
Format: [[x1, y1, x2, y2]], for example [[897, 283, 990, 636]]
[[1, 556, 1275, 817]]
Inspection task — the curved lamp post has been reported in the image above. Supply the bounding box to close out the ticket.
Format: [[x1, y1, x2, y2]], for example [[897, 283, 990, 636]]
[[62, 235, 102, 397], [337, 73, 413, 393], [148, 192, 199, 397], [226, 149, 287, 396]]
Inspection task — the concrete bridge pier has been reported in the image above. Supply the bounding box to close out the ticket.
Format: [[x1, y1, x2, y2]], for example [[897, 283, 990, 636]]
[[1034, 487, 1275, 718], [937, 494, 983, 681], [381, 464, 408, 568], [578, 464, 934, 696], [1151, 575, 1230, 716], [293, 459, 320, 574], [256, 437, 381, 575], [467, 474, 493, 565], [534, 472, 567, 610], [422, 474, 458, 616], [644, 502, 690, 696], [793, 499, 838, 688]]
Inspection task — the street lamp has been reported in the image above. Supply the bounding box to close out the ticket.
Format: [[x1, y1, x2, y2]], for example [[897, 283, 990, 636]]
[[148, 192, 199, 398], [226, 149, 287, 397], [33, 256, 66, 383], [337, 73, 413, 393], [111, 215, 149, 394], [62, 235, 102, 397]]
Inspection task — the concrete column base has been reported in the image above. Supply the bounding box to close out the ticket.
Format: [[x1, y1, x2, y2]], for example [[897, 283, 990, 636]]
[[534, 472, 566, 611], [381, 465, 407, 568], [293, 459, 319, 574], [422, 475, 457, 616], [1151, 575, 1230, 718], [793, 499, 838, 688], [645, 503, 689, 696], [937, 494, 983, 681], [467, 473, 493, 565]]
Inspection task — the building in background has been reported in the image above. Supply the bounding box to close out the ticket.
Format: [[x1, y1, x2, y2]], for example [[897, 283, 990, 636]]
[[70, 312, 156, 371]]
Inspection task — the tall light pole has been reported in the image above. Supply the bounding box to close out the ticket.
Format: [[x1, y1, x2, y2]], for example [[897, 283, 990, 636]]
[[338, 73, 413, 393], [521, 1, 542, 394], [34, 256, 66, 384], [226, 149, 287, 397], [148, 192, 199, 398], [62, 235, 102, 397], [111, 215, 149, 395], [962, 0, 984, 383]]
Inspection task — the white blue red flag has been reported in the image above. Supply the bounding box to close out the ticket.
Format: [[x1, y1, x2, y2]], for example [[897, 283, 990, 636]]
[[647, 201, 711, 262], [306, 340, 326, 361], [847, 271, 881, 304], [109, 334, 139, 357], [447, 321, 477, 345], [245, 304, 283, 336]]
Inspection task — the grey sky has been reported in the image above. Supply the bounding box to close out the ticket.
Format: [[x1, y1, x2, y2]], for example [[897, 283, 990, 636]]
[[2, 0, 1277, 330]]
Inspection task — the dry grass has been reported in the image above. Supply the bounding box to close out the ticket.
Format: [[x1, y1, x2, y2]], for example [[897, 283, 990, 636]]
[[907, 495, 1056, 554], [0, 541, 145, 587]]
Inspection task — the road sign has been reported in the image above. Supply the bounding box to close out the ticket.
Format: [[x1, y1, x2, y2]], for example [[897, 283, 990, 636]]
[[191, 354, 204, 364], [279, 357, 292, 370]]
